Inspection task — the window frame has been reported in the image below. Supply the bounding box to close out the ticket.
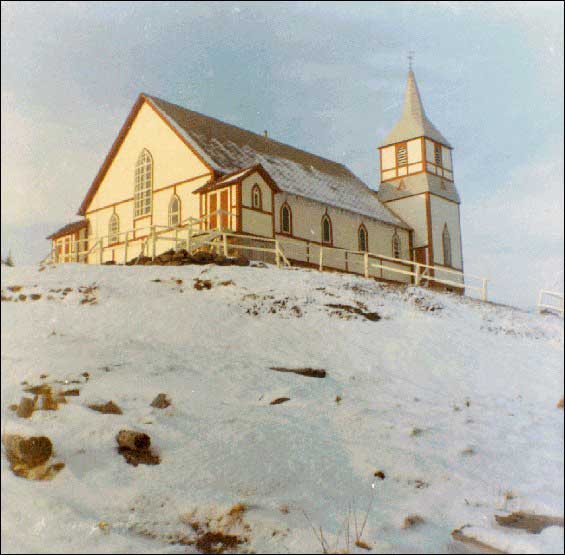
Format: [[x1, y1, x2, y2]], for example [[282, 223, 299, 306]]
[[358, 224, 368, 252], [442, 224, 452, 267], [168, 194, 181, 227], [321, 214, 333, 245], [251, 184, 262, 210], [108, 213, 120, 245], [392, 230, 401, 259], [395, 142, 408, 167], [434, 142, 443, 167], [280, 202, 292, 234], [134, 149, 153, 219]]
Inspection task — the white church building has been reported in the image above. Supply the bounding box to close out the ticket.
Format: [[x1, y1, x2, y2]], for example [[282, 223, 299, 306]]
[[47, 69, 463, 289]]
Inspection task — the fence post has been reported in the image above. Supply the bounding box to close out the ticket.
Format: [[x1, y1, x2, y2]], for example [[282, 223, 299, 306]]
[[364, 252, 369, 278], [223, 233, 228, 257], [415, 263, 421, 286], [99, 239, 103, 265], [174, 228, 179, 251], [275, 240, 280, 268], [124, 231, 129, 265], [319, 246, 324, 271], [481, 278, 488, 302], [151, 226, 156, 260], [187, 225, 192, 254]]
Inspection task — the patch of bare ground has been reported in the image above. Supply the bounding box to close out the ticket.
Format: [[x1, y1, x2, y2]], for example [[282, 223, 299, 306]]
[[269, 367, 327, 378], [325, 303, 380, 321], [402, 515, 425, 529], [451, 526, 507, 554], [495, 512, 564, 534], [3, 434, 65, 481], [194, 278, 213, 290]]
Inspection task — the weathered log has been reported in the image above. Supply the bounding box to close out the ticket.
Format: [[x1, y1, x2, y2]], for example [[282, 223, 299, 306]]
[[269, 367, 327, 379], [116, 430, 151, 451]]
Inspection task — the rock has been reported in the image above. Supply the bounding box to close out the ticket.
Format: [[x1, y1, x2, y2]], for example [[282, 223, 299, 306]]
[[3, 434, 65, 481], [88, 400, 123, 414], [16, 397, 36, 418], [495, 512, 564, 534], [402, 515, 425, 529], [558, 397, 564, 409], [374, 470, 386, 480], [30, 294, 42, 301], [233, 255, 250, 267], [116, 430, 151, 451], [193, 251, 216, 264], [150, 393, 171, 409], [103, 260, 116, 265], [173, 250, 189, 260], [194, 278, 213, 291], [270, 397, 291, 405]]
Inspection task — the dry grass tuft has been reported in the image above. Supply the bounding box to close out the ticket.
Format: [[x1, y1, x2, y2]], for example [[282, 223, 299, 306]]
[[150, 393, 171, 409], [558, 397, 564, 409], [495, 512, 564, 534]]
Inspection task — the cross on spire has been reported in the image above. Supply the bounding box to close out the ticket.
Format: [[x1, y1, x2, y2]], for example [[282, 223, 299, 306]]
[[408, 51, 415, 71]]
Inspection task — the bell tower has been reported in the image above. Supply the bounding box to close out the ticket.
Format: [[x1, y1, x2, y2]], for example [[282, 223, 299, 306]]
[[378, 65, 463, 274]]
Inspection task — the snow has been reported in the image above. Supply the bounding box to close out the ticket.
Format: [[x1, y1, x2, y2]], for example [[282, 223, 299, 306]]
[[1, 262, 563, 554]]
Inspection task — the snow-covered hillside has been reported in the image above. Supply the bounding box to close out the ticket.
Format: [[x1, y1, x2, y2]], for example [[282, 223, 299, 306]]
[[1, 262, 563, 554]]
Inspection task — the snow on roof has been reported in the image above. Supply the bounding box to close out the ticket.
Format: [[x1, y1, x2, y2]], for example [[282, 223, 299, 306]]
[[145, 95, 408, 228], [380, 70, 452, 148]]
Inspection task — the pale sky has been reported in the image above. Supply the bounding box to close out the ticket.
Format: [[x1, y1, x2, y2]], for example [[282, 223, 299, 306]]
[[1, 1, 563, 308]]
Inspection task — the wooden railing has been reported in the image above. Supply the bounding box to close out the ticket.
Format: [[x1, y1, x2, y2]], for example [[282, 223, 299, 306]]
[[537, 289, 564, 316], [51, 210, 291, 268], [279, 238, 488, 301]]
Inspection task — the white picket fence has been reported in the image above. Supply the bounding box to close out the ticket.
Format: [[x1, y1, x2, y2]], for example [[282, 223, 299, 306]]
[[46, 210, 491, 301], [537, 289, 564, 316]]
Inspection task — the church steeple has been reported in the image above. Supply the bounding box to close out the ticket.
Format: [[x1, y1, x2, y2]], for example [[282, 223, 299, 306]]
[[380, 69, 451, 148]]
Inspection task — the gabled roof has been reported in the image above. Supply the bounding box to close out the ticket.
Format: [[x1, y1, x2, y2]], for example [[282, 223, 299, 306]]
[[78, 92, 408, 228], [192, 164, 280, 194], [380, 70, 451, 148], [145, 95, 408, 228], [47, 220, 88, 240]]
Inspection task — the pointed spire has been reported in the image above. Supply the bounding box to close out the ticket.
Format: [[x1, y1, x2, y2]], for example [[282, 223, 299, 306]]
[[380, 69, 451, 148]]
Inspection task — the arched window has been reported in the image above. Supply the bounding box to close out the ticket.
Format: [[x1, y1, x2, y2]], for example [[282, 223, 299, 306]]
[[108, 213, 119, 245], [442, 225, 452, 267], [281, 203, 292, 234], [134, 149, 153, 218], [392, 230, 401, 259], [252, 184, 262, 210], [358, 225, 368, 252], [321, 214, 332, 245], [168, 195, 181, 227]]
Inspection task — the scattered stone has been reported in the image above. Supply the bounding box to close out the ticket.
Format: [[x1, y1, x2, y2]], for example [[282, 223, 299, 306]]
[[8, 285, 22, 292], [326, 303, 380, 321], [16, 396, 36, 418], [335, 395, 342, 404], [269, 367, 326, 379], [30, 294, 42, 301], [62, 388, 80, 397], [495, 512, 564, 534], [116, 429, 160, 467], [194, 278, 213, 291], [402, 515, 425, 529], [355, 540, 372, 551], [150, 393, 171, 409], [374, 470, 386, 480], [218, 280, 235, 286], [82, 372, 90, 380], [88, 400, 123, 414], [461, 447, 476, 456], [410, 427, 424, 437], [18, 294, 27, 302], [3, 434, 65, 481], [270, 397, 291, 405], [558, 398, 564, 409]]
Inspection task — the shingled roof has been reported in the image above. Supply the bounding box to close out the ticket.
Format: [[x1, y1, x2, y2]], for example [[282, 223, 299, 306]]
[[145, 95, 408, 228], [47, 220, 88, 240]]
